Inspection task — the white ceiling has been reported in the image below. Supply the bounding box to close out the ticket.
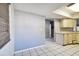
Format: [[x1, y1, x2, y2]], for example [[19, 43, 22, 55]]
[[14, 3, 69, 19]]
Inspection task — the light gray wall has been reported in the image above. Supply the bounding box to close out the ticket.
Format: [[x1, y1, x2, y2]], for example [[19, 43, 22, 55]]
[[0, 4, 14, 56], [45, 20, 51, 38], [54, 19, 60, 33], [14, 10, 45, 51], [54, 19, 61, 42]]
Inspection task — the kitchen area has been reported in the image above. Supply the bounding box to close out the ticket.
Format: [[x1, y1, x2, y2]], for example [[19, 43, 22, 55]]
[[55, 18, 79, 46], [53, 3, 79, 46]]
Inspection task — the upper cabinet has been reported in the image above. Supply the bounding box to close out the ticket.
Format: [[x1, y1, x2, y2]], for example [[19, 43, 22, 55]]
[[60, 19, 76, 28]]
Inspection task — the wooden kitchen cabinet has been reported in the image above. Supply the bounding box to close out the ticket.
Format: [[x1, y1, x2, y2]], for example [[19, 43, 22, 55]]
[[64, 34, 68, 44], [64, 33, 73, 45], [68, 34, 73, 44], [60, 19, 76, 28], [61, 33, 79, 45], [56, 32, 79, 46], [77, 34, 79, 43], [72, 33, 77, 44]]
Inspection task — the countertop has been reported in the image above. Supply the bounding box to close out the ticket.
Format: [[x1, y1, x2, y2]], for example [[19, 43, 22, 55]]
[[56, 31, 79, 34]]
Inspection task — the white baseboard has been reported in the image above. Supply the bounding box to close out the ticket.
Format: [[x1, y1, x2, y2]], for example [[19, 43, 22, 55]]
[[14, 45, 45, 54]]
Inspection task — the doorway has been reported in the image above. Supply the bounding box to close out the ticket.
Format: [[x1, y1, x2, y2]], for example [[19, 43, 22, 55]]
[[45, 20, 54, 41], [50, 21, 54, 38]]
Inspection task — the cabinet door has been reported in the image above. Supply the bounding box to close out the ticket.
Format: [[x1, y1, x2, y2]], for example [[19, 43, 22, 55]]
[[60, 19, 75, 28], [64, 34, 68, 44], [72, 33, 77, 44], [77, 33, 79, 43], [64, 33, 72, 45], [68, 20, 75, 27], [60, 20, 67, 27], [68, 34, 72, 44], [64, 33, 78, 45]]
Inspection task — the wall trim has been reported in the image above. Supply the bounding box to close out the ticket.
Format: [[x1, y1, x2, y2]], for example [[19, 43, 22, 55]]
[[14, 44, 45, 54]]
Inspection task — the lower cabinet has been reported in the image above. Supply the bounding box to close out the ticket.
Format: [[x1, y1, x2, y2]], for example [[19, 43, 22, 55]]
[[77, 34, 79, 43], [64, 34, 68, 45], [64, 33, 73, 45], [68, 34, 73, 44], [55, 33, 79, 46], [64, 33, 79, 45], [72, 33, 77, 44]]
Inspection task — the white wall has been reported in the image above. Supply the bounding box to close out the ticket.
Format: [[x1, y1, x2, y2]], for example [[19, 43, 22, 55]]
[[14, 10, 45, 51], [45, 20, 51, 38], [54, 19, 60, 33], [0, 4, 14, 56], [54, 19, 61, 42]]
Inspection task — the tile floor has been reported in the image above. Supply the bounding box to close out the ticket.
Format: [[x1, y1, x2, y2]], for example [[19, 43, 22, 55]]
[[15, 40, 79, 56]]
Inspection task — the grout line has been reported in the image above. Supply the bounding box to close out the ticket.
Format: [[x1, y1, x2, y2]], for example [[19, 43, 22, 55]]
[[71, 49, 79, 56], [41, 46, 57, 56], [39, 47, 48, 56], [34, 48, 40, 56], [14, 45, 45, 54], [28, 50, 31, 56], [22, 50, 23, 56]]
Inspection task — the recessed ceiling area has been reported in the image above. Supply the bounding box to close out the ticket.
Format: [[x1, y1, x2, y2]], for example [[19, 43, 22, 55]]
[[54, 3, 79, 18], [14, 3, 69, 19]]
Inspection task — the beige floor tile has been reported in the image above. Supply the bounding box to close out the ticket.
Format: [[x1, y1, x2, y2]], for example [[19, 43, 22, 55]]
[[15, 40, 79, 56], [15, 52, 23, 56]]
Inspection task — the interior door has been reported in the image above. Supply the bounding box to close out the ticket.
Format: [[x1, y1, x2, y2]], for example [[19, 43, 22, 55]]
[[0, 3, 10, 49]]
